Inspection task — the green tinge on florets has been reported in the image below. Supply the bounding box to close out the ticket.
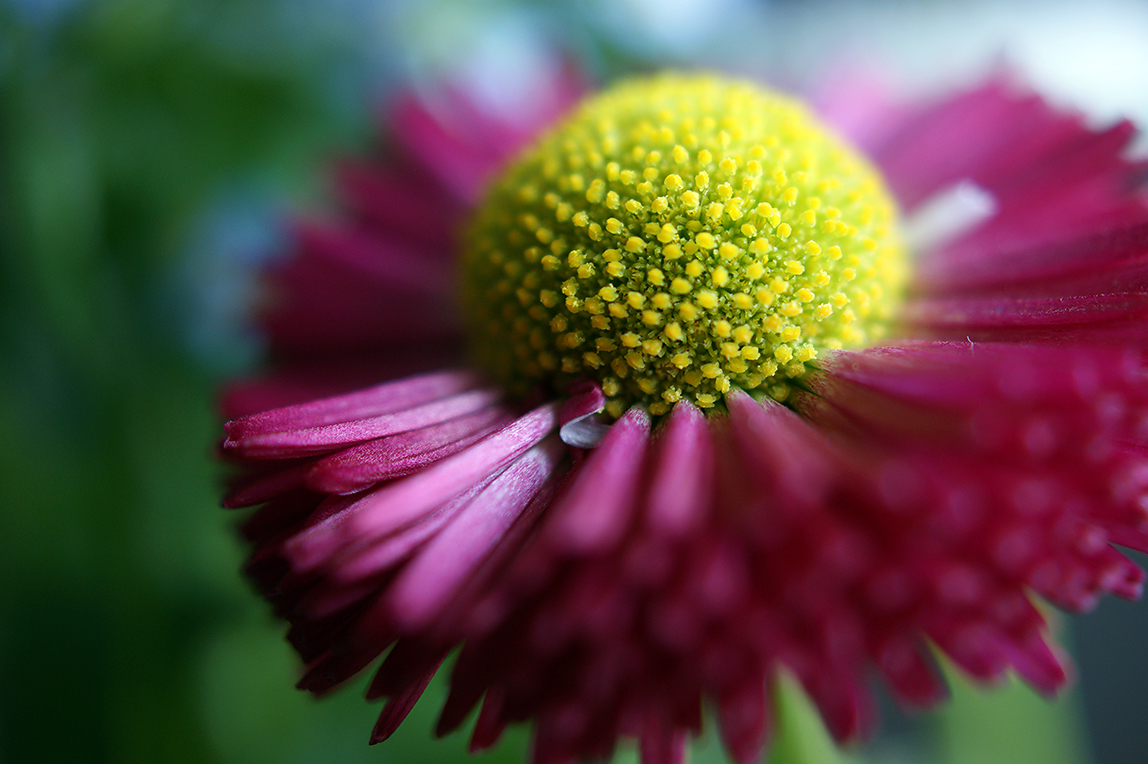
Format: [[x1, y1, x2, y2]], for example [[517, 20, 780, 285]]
[[461, 74, 906, 418]]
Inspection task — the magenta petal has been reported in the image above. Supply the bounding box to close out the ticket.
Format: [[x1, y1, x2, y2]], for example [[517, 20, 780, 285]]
[[542, 407, 651, 554], [435, 650, 489, 738], [332, 160, 462, 252], [367, 639, 453, 702], [902, 293, 1148, 346], [219, 351, 466, 418], [717, 680, 769, 764], [386, 437, 565, 632], [226, 387, 504, 458], [918, 219, 1148, 297], [343, 403, 560, 536], [263, 265, 461, 357], [813, 342, 1148, 417], [370, 665, 442, 744], [800, 669, 872, 743], [296, 613, 398, 696], [239, 489, 323, 546], [871, 79, 1141, 214], [638, 723, 687, 764], [644, 401, 714, 539], [812, 67, 907, 154], [1002, 632, 1068, 697], [725, 391, 836, 508], [390, 73, 582, 204], [929, 621, 1008, 684], [285, 403, 560, 570], [1104, 522, 1148, 556], [390, 93, 516, 203], [873, 638, 948, 709], [321, 486, 485, 588], [224, 370, 481, 444], [469, 690, 509, 752], [224, 460, 314, 508], [307, 405, 516, 493], [292, 221, 454, 296]]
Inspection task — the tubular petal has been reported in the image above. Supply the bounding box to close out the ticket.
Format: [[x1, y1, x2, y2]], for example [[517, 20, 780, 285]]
[[542, 407, 651, 554], [643, 401, 715, 539]]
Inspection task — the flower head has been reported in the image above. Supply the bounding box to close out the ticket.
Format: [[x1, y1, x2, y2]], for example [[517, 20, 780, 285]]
[[462, 75, 906, 415], [220, 69, 1148, 764]]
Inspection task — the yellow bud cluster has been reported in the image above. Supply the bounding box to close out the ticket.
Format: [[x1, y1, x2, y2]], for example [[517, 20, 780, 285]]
[[461, 74, 906, 417]]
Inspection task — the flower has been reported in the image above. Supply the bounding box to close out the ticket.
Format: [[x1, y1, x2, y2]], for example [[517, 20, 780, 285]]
[[220, 68, 1148, 764]]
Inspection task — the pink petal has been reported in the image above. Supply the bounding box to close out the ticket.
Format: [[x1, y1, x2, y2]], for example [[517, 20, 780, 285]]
[[902, 292, 1148, 346], [291, 220, 454, 296], [725, 391, 837, 509], [541, 407, 651, 554], [264, 225, 461, 355], [390, 93, 517, 203], [225, 369, 480, 442], [872, 637, 948, 709], [915, 220, 1148, 298], [871, 79, 1140, 213], [638, 723, 688, 764], [307, 404, 516, 493], [643, 401, 714, 539], [1001, 631, 1068, 697], [469, 689, 509, 752], [224, 459, 314, 508], [364, 638, 453, 706], [332, 159, 463, 253], [320, 484, 485, 589], [717, 679, 769, 764], [285, 403, 559, 571], [370, 664, 442, 744], [226, 387, 503, 458], [390, 72, 583, 203], [386, 437, 565, 632]]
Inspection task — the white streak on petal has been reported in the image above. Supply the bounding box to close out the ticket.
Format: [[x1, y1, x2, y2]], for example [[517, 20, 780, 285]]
[[902, 180, 996, 253]]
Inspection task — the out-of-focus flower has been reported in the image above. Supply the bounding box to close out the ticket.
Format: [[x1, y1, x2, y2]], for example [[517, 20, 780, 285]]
[[219, 67, 1148, 764]]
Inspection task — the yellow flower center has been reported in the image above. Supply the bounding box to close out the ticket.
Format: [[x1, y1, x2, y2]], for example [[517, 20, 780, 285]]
[[461, 74, 906, 418]]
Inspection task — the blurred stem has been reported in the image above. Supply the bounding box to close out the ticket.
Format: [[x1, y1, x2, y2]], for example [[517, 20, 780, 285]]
[[767, 672, 850, 764]]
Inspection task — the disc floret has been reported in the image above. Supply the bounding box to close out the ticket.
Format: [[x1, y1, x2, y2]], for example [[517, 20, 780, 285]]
[[462, 74, 906, 418]]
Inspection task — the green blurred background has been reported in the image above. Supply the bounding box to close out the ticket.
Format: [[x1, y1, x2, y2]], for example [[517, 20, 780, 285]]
[[2, 1, 1146, 762]]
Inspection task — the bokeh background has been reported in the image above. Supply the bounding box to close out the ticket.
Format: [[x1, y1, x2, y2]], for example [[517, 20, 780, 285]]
[[3, 1, 1147, 762]]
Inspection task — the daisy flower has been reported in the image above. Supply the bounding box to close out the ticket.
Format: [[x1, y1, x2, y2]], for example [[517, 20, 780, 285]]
[[219, 69, 1148, 764]]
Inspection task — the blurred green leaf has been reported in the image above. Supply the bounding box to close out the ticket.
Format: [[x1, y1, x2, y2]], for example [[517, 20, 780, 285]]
[[932, 647, 1091, 764], [0, 1, 372, 761], [768, 672, 853, 764]]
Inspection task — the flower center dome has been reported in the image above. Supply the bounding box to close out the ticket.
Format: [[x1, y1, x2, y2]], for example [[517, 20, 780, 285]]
[[461, 74, 907, 418]]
